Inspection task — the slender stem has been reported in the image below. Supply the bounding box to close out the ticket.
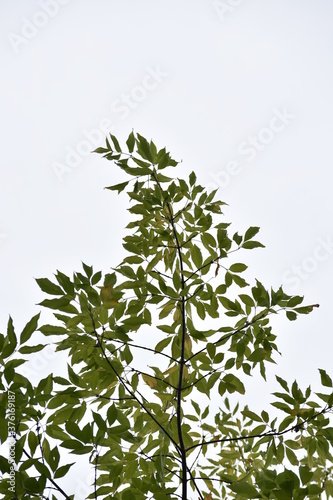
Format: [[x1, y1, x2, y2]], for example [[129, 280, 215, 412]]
[[186, 404, 332, 452], [107, 338, 178, 363], [130, 367, 178, 390], [152, 170, 188, 500], [184, 256, 219, 283], [177, 299, 187, 499], [94, 448, 98, 500], [185, 310, 273, 363]]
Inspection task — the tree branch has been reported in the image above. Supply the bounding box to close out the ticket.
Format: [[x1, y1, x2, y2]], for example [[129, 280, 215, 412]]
[[21, 446, 72, 500], [152, 169, 190, 500], [186, 404, 332, 452], [88, 308, 182, 457]]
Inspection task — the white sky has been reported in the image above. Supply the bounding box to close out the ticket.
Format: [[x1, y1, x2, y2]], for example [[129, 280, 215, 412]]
[[1, 0, 333, 497]]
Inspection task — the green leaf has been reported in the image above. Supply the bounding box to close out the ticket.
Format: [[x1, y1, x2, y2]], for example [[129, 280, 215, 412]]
[[93, 411, 106, 431], [39, 325, 67, 336], [65, 421, 82, 441], [233, 232, 242, 245], [191, 245, 203, 269], [19, 343, 46, 354], [124, 256, 144, 265], [55, 271, 75, 296], [67, 364, 81, 386], [276, 469, 299, 493], [242, 408, 262, 422], [126, 131, 135, 153], [91, 271, 102, 285], [207, 372, 221, 391], [299, 465, 313, 485], [239, 294, 255, 307], [159, 302, 175, 319], [248, 348, 267, 363], [229, 481, 260, 498], [3, 317, 17, 358], [207, 342, 216, 359], [105, 152, 121, 161], [189, 171, 196, 186], [286, 310, 297, 321], [294, 304, 319, 314], [131, 158, 151, 171], [286, 447, 298, 466], [107, 405, 118, 426], [59, 439, 86, 451], [38, 297, 71, 310], [110, 134, 121, 152], [231, 274, 248, 288], [223, 373, 245, 394], [319, 368, 333, 387], [219, 296, 238, 312], [48, 446, 60, 472], [20, 313, 40, 344], [271, 402, 292, 414], [93, 146, 109, 154], [242, 240, 265, 249], [28, 431, 38, 456], [122, 489, 137, 500], [123, 242, 142, 255], [155, 336, 172, 353], [276, 376, 289, 392], [279, 416, 295, 432], [52, 376, 70, 386], [54, 462, 75, 479], [136, 133, 154, 162], [244, 226, 260, 241], [82, 262, 93, 278], [201, 232, 216, 250], [105, 181, 129, 193], [35, 278, 63, 295], [191, 400, 201, 416], [34, 460, 51, 479], [286, 296, 303, 307], [229, 263, 247, 273], [157, 325, 175, 334]]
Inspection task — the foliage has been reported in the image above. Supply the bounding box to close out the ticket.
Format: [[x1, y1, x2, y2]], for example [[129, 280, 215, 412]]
[[0, 132, 333, 499]]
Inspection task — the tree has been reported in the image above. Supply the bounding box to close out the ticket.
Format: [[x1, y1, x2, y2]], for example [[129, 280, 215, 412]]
[[0, 132, 333, 500]]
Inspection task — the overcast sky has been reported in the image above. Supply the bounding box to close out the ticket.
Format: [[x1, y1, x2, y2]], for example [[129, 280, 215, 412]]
[[1, 0, 333, 496]]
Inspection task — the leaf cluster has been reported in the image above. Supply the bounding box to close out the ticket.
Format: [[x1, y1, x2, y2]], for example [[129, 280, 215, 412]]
[[0, 133, 331, 499]]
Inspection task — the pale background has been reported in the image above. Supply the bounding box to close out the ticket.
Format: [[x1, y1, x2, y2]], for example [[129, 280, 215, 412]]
[[1, 0, 333, 497]]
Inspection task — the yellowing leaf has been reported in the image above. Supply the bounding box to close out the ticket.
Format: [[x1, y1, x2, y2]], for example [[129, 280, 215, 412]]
[[100, 285, 113, 302], [142, 373, 157, 388], [173, 307, 180, 322], [163, 365, 177, 376], [184, 334, 192, 357]]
